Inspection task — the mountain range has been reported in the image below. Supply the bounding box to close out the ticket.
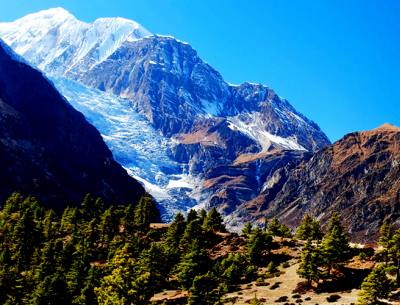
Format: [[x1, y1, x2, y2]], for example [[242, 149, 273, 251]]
[[0, 8, 398, 240]]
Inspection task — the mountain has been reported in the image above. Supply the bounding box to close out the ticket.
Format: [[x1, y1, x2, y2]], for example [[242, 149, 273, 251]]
[[0, 39, 146, 210], [0, 8, 151, 77], [232, 124, 400, 241], [0, 8, 330, 220]]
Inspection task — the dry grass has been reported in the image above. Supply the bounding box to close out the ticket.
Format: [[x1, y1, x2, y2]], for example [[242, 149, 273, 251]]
[[224, 260, 360, 305]]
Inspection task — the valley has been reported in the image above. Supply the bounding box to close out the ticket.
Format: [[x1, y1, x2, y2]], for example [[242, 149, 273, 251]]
[[0, 5, 399, 305]]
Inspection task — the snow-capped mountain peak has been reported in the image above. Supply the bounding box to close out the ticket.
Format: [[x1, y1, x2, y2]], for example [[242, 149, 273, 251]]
[[0, 8, 331, 221], [19, 7, 74, 21], [0, 8, 151, 76]]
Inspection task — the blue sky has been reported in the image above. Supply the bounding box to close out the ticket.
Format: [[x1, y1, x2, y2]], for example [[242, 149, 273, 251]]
[[1, 0, 399, 141]]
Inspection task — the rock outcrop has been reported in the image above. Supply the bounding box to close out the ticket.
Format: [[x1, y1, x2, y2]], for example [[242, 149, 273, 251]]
[[233, 124, 400, 241]]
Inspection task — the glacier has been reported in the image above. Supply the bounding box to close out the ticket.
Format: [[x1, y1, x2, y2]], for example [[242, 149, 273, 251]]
[[0, 8, 331, 222], [52, 76, 201, 220]]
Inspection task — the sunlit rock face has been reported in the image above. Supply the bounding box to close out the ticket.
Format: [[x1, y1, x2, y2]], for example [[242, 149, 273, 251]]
[[0, 8, 330, 222]]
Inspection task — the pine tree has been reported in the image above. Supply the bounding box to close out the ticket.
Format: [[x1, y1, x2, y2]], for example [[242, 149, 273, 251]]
[[134, 195, 160, 230], [321, 212, 349, 276], [267, 217, 291, 237], [297, 239, 322, 288], [186, 209, 198, 223], [180, 219, 205, 251], [390, 229, 400, 286], [42, 209, 58, 240], [165, 212, 186, 249], [296, 214, 323, 241], [95, 246, 138, 305], [378, 220, 394, 265], [242, 222, 253, 237], [198, 209, 207, 225], [80, 194, 97, 220], [74, 266, 101, 305], [175, 242, 210, 289], [60, 207, 79, 234], [220, 253, 248, 285], [356, 265, 393, 305], [247, 227, 272, 265], [11, 203, 41, 273], [31, 270, 72, 305], [98, 207, 119, 245], [188, 272, 219, 305], [203, 207, 225, 232], [267, 218, 281, 236], [136, 243, 167, 292], [310, 218, 323, 242], [121, 203, 136, 235]]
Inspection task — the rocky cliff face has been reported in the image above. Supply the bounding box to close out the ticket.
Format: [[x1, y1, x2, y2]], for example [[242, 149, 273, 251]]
[[76, 36, 329, 151], [0, 39, 146, 210], [0, 8, 330, 220], [232, 124, 400, 241]]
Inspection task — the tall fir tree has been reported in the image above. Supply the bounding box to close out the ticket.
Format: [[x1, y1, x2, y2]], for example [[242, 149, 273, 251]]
[[321, 212, 349, 275], [297, 239, 322, 287], [203, 207, 225, 232]]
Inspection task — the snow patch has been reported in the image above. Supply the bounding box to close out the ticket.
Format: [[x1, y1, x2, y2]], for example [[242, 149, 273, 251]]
[[227, 112, 306, 151]]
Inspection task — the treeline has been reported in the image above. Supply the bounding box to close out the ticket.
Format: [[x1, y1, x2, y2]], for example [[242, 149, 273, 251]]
[[0, 193, 161, 304], [0, 193, 289, 305], [294, 214, 400, 305], [1, 193, 399, 305]]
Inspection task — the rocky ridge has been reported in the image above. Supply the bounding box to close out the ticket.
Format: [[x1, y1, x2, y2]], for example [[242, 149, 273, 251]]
[[232, 124, 400, 241]]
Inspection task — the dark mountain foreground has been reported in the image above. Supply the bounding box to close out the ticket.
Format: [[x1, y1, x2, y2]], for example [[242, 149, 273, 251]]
[[0, 40, 145, 210]]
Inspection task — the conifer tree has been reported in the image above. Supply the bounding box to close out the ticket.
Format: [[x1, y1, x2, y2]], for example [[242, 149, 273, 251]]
[[356, 265, 393, 305], [220, 253, 249, 285], [297, 239, 322, 287], [95, 246, 138, 305], [188, 272, 219, 305], [80, 194, 97, 220], [134, 195, 160, 230], [203, 207, 225, 232], [390, 229, 400, 286], [12, 204, 41, 272], [98, 207, 119, 244], [175, 242, 210, 289], [166, 212, 186, 249], [321, 212, 349, 275], [247, 227, 272, 265], [121, 203, 136, 235], [60, 207, 79, 234], [136, 243, 167, 292], [198, 209, 207, 225], [186, 209, 198, 223], [267, 217, 281, 236], [42, 209, 58, 240], [31, 270, 72, 305], [296, 214, 323, 241], [242, 222, 253, 237], [180, 219, 205, 250], [310, 218, 324, 242], [378, 219, 394, 265], [267, 217, 291, 237]]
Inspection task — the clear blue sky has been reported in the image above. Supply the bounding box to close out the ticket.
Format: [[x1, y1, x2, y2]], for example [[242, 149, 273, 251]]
[[1, 0, 399, 141]]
